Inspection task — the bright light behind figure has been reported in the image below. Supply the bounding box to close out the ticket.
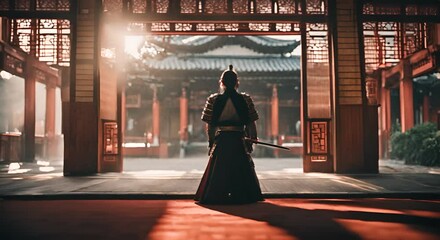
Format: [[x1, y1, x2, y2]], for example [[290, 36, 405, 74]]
[[125, 36, 145, 59]]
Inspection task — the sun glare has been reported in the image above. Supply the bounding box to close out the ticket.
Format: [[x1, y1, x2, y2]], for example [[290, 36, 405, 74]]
[[125, 36, 145, 59]]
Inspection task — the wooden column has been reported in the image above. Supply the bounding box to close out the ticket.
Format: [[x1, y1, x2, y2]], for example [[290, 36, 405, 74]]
[[331, 0, 377, 173], [24, 60, 36, 162], [179, 88, 188, 158], [399, 77, 414, 132], [179, 88, 188, 142], [64, 0, 100, 175], [45, 85, 56, 138], [45, 84, 56, 159], [152, 86, 160, 145], [271, 84, 279, 157], [423, 95, 430, 123], [380, 86, 391, 159], [271, 84, 279, 139]]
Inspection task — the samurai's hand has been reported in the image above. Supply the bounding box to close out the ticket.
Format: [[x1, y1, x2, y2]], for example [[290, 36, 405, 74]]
[[244, 140, 253, 154]]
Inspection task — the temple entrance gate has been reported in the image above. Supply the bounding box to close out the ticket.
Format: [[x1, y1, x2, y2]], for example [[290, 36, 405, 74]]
[[1, 0, 396, 174], [97, 0, 366, 174]]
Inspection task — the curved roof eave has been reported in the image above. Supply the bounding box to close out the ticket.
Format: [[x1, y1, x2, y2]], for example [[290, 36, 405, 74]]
[[148, 36, 300, 54]]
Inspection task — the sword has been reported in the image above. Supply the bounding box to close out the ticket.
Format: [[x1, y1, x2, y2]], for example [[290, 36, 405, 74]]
[[244, 137, 291, 151]]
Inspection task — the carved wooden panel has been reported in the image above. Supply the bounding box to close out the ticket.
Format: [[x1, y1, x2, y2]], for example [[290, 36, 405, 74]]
[[310, 121, 327, 154]]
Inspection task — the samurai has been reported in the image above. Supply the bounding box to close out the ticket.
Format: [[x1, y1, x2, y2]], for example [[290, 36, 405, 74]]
[[195, 65, 264, 204]]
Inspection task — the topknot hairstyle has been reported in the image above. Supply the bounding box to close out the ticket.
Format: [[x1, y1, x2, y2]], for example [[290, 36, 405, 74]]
[[220, 65, 238, 89]]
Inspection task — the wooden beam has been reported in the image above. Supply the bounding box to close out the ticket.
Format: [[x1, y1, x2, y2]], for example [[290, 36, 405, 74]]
[[108, 13, 327, 23]]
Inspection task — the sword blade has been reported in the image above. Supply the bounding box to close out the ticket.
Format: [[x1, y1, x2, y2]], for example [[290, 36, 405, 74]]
[[244, 137, 291, 151]]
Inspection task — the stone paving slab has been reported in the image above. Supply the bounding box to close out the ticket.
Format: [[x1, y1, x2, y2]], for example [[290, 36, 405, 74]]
[[0, 158, 440, 198]]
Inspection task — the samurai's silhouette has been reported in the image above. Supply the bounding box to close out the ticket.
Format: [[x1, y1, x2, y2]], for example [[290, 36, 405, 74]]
[[195, 65, 264, 204]]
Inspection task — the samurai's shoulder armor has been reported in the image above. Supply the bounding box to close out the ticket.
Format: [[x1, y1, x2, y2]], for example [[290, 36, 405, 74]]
[[201, 93, 219, 124], [241, 92, 259, 122]]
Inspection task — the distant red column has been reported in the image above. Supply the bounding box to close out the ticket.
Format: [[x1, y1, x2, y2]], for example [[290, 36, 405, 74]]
[[271, 84, 279, 139], [152, 86, 160, 145], [400, 78, 414, 132], [423, 95, 430, 123], [45, 85, 56, 159], [271, 85, 279, 157], [179, 88, 188, 142], [380, 86, 391, 159], [45, 86, 56, 138]]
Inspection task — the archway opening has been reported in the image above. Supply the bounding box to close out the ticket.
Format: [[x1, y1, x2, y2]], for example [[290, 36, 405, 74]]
[[120, 34, 304, 178]]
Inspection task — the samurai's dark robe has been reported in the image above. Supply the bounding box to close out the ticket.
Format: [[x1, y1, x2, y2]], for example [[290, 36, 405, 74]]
[[195, 89, 264, 204]]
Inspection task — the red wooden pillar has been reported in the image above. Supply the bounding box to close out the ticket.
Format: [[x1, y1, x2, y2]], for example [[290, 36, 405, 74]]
[[271, 84, 279, 139], [423, 95, 430, 123], [179, 88, 188, 158], [271, 84, 279, 157], [179, 88, 188, 142], [24, 59, 36, 162], [399, 78, 414, 132], [45, 84, 56, 159], [45, 86, 56, 138], [380, 86, 391, 159], [152, 86, 160, 145]]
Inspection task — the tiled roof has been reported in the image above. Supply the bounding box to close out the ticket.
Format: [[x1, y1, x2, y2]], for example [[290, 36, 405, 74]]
[[149, 36, 300, 54], [142, 55, 300, 72]]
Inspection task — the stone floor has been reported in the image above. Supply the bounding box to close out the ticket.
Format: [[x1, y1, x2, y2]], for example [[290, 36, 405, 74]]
[[1, 198, 439, 240], [0, 157, 439, 197]]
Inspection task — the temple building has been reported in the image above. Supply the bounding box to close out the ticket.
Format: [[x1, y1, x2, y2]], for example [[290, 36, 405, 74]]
[[0, 0, 439, 174], [122, 35, 302, 158]]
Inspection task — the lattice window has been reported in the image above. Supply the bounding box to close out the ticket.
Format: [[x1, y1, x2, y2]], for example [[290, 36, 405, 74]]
[[256, 0, 272, 13], [364, 36, 384, 72], [370, 22, 401, 65], [180, 0, 197, 13], [276, 23, 291, 32], [362, 20, 432, 71], [128, 22, 148, 32], [403, 23, 427, 57], [152, 0, 169, 13], [205, 0, 228, 14], [10, 18, 70, 66], [12, 19, 33, 53], [362, 3, 400, 15], [232, 0, 248, 14], [306, 23, 328, 63], [57, 19, 70, 65], [36, 0, 70, 11], [103, 0, 123, 13], [196, 23, 215, 32], [406, 4, 438, 16], [151, 23, 170, 31], [363, 22, 383, 71], [215, 23, 239, 31], [278, 0, 297, 14], [15, 0, 31, 10], [133, 0, 147, 13], [38, 19, 58, 63], [306, 0, 326, 15], [175, 23, 193, 31], [249, 23, 270, 31]]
